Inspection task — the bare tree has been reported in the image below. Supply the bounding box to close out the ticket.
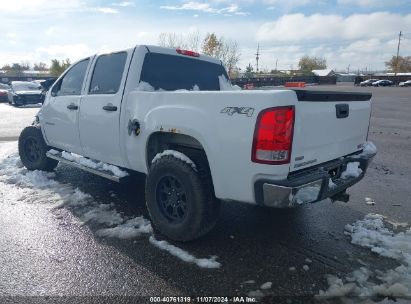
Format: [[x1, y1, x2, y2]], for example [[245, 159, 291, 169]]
[[186, 30, 200, 52], [158, 31, 200, 51], [158, 31, 241, 77]]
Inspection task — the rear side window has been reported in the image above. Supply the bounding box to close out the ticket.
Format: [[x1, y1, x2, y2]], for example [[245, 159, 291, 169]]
[[54, 59, 89, 96], [140, 53, 228, 91], [89, 52, 127, 95]]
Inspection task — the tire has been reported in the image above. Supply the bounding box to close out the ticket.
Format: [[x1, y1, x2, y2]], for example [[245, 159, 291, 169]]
[[145, 152, 220, 242], [18, 126, 58, 171]]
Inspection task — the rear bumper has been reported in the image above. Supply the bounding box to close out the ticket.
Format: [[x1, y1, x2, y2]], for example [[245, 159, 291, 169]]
[[254, 151, 376, 208]]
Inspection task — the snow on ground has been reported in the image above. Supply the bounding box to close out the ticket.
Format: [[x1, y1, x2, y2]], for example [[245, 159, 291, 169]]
[[0, 103, 39, 139], [0, 142, 220, 269], [260, 282, 272, 290], [149, 236, 221, 269], [319, 214, 411, 301]]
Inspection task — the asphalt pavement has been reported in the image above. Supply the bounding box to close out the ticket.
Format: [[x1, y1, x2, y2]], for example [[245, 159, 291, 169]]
[[0, 85, 410, 302]]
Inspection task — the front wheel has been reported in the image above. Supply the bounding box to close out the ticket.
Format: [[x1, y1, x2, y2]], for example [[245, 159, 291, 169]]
[[18, 126, 58, 171], [145, 152, 220, 242]]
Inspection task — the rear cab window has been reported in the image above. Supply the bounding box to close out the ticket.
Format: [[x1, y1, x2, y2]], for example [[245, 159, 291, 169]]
[[140, 53, 228, 91]]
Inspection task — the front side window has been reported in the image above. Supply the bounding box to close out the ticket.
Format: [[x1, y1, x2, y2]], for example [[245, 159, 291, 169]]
[[53, 59, 90, 96], [89, 52, 127, 95]]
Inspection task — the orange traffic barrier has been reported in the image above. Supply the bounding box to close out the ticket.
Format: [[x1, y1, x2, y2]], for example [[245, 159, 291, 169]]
[[244, 83, 254, 90], [285, 82, 306, 88]]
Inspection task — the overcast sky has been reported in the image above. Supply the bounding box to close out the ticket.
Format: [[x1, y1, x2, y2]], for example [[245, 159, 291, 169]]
[[1, 0, 410, 72]]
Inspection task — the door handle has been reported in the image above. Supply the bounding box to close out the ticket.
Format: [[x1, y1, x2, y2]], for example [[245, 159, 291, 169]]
[[103, 104, 117, 112], [67, 104, 78, 110]]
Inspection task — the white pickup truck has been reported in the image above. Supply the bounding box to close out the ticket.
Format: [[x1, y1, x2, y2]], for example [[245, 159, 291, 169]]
[[18, 45, 376, 241]]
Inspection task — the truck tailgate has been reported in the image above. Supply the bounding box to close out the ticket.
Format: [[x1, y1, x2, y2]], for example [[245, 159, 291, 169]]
[[290, 90, 372, 172]]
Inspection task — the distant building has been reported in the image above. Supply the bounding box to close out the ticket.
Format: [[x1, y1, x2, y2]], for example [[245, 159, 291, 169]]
[[336, 73, 357, 83], [312, 69, 335, 77], [378, 72, 411, 76]]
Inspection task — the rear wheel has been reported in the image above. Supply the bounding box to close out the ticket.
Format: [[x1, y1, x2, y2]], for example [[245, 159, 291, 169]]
[[145, 152, 220, 242], [18, 126, 58, 171]]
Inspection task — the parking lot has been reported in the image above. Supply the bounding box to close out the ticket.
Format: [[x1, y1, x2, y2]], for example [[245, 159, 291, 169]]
[[0, 85, 410, 302]]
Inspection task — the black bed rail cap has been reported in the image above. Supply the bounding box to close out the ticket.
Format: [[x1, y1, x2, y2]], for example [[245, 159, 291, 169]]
[[293, 89, 372, 102]]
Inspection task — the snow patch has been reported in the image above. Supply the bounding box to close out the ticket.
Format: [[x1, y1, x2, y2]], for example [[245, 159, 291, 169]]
[[260, 282, 272, 290], [96, 217, 152, 239], [328, 178, 337, 190], [319, 214, 411, 299], [152, 150, 197, 171], [218, 75, 242, 91], [136, 81, 156, 92], [293, 186, 320, 204], [341, 162, 363, 179], [352, 141, 377, 159], [59, 150, 128, 178], [365, 197, 376, 205], [149, 236, 221, 269], [361, 141, 377, 157]]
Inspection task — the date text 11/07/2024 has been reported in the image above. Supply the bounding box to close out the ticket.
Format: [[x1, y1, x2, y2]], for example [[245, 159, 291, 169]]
[[149, 296, 257, 303]]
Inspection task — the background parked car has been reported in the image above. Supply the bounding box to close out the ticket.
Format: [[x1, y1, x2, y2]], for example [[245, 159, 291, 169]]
[[360, 79, 379, 86], [399, 80, 411, 87], [0, 83, 10, 102], [7, 81, 44, 107], [372, 80, 393, 87]]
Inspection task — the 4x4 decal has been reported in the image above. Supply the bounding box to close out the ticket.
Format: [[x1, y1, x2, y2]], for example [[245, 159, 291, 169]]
[[220, 107, 254, 117]]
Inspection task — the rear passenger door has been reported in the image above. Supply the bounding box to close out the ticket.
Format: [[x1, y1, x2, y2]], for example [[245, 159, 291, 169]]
[[78, 51, 129, 166]]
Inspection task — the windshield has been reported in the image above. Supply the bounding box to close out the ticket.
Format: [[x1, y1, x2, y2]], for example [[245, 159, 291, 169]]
[[140, 53, 228, 91], [12, 82, 41, 91]]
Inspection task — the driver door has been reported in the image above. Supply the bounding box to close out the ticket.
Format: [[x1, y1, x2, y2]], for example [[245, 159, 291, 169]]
[[42, 58, 92, 154]]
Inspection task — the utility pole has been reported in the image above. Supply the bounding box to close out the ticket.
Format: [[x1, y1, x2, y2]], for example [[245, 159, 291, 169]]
[[394, 31, 402, 80], [255, 44, 260, 73], [275, 58, 278, 72]]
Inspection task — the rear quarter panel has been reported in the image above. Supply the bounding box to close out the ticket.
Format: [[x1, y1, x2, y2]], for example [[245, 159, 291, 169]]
[[120, 89, 298, 204]]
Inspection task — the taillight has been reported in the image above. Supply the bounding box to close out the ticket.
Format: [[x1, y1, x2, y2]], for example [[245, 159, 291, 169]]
[[176, 48, 200, 57], [252, 106, 295, 165]]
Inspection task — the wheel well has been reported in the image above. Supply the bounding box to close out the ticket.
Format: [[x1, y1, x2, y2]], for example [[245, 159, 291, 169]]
[[147, 132, 207, 167], [146, 132, 215, 198]]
